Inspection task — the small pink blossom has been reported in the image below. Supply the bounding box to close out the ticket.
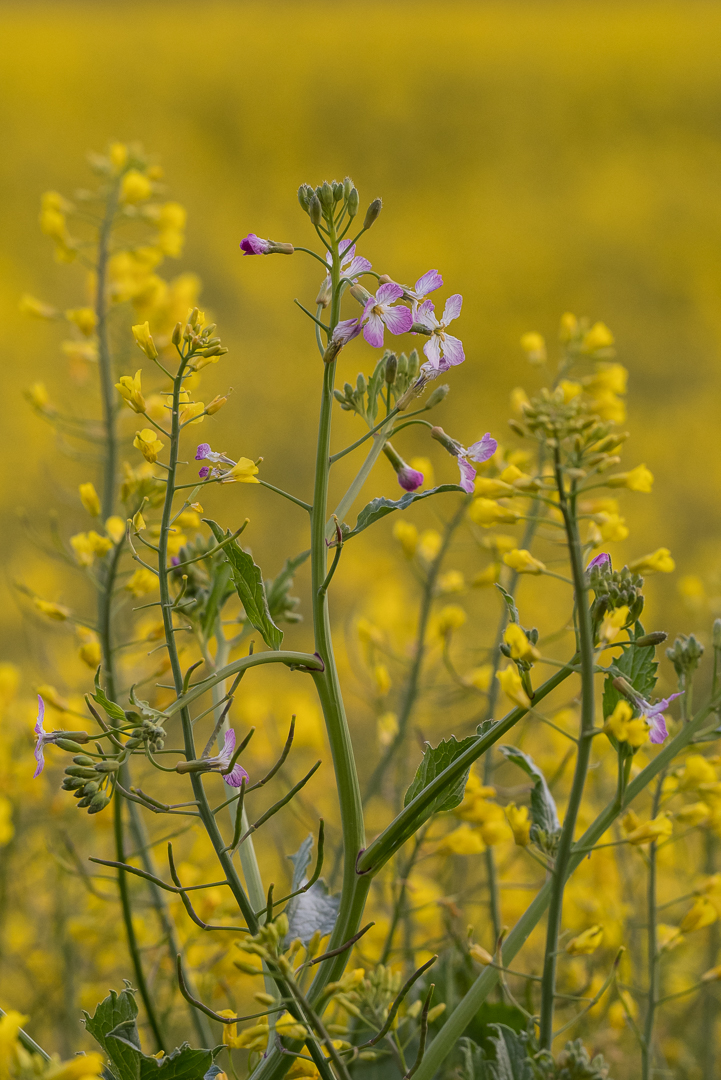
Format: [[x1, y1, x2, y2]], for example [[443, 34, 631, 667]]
[[207, 729, 249, 788], [415, 295, 465, 369], [332, 318, 362, 346], [456, 433, 497, 493], [587, 552, 612, 572], [361, 284, 413, 348], [240, 233, 270, 255], [328, 240, 372, 284], [397, 464, 424, 492], [406, 269, 443, 313], [638, 693, 682, 745], [33, 695, 55, 778]]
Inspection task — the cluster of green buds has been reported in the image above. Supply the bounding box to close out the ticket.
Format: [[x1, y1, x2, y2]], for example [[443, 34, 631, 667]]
[[173, 307, 229, 371], [333, 350, 448, 425], [297, 177, 374, 231], [589, 562, 645, 628], [666, 634, 704, 686], [235, 913, 289, 970], [511, 388, 627, 475], [124, 714, 166, 753], [171, 534, 232, 622], [60, 745, 119, 814]]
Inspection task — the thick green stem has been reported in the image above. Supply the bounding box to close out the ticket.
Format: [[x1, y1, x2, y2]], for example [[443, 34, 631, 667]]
[[642, 775, 664, 1080], [538, 457, 595, 1050]]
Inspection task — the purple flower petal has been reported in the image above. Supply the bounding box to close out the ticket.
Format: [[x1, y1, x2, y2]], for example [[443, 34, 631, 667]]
[[398, 466, 424, 492], [458, 457, 477, 494], [382, 304, 413, 337], [414, 269, 443, 296], [422, 336, 443, 368], [363, 313, 386, 349], [466, 433, 497, 464], [33, 695, 46, 778], [375, 282, 404, 305], [198, 466, 210, 479], [648, 714, 669, 744], [222, 728, 236, 756], [226, 762, 250, 788], [195, 443, 211, 460], [587, 552, 612, 571], [240, 233, 269, 255], [415, 299, 437, 330], [345, 255, 372, 277], [332, 318, 362, 345], [443, 294, 463, 324], [442, 334, 465, 367]]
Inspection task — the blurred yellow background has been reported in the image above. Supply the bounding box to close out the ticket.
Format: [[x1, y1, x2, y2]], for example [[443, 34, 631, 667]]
[[3, 0, 721, 1069]]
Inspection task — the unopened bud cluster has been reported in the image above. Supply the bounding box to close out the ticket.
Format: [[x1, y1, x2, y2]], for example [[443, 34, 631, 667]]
[[666, 634, 704, 682], [124, 714, 166, 752], [333, 350, 439, 424], [61, 751, 119, 815], [511, 387, 627, 477], [298, 176, 380, 234], [589, 563, 645, 627]]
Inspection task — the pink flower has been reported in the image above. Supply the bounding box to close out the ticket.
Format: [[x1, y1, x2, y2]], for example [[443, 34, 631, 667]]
[[415, 295, 465, 369], [361, 284, 413, 348], [206, 729, 249, 788], [587, 552, 612, 572], [456, 433, 497, 493], [638, 693, 682, 745], [328, 240, 371, 284], [397, 464, 424, 492], [33, 695, 55, 778], [406, 269, 443, 313], [240, 233, 270, 255], [196, 443, 236, 479], [332, 318, 362, 346]]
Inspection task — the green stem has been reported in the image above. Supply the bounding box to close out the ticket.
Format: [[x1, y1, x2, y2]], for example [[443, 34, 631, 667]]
[[642, 774, 665, 1080], [702, 830, 719, 1080], [96, 185, 118, 522], [538, 455, 595, 1050]]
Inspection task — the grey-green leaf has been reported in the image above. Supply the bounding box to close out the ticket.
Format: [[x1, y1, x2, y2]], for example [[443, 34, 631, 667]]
[[287, 833, 314, 895], [285, 880, 340, 947], [205, 520, 282, 650], [92, 674, 127, 724], [498, 746, 560, 835], [343, 485, 465, 540]]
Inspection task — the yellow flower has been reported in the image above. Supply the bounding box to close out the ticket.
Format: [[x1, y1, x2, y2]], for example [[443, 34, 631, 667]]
[[418, 529, 442, 561], [437, 570, 465, 594], [520, 331, 546, 364], [621, 810, 640, 834], [678, 754, 717, 789], [496, 666, 530, 709], [132, 509, 146, 532], [373, 663, 391, 696], [275, 1014, 309, 1042], [206, 394, 228, 414], [504, 622, 540, 661], [469, 943, 494, 965], [121, 168, 153, 204], [680, 898, 718, 933], [559, 379, 582, 403], [676, 802, 711, 827], [393, 519, 418, 558], [599, 605, 630, 645], [474, 477, 513, 498], [109, 142, 128, 168], [466, 664, 493, 692], [598, 512, 629, 543], [626, 813, 673, 846], [480, 817, 510, 845], [588, 362, 627, 395], [180, 401, 206, 425], [132, 321, 158, 360], [116, 370, 146, 413], [77, 626, 102, 670], [657, 924, 683, 951], [66, 307, 97, 336], [437, 823, 485, 855], [559, 311, 578, 341], [33, 598, 70, 620], [134, 429, 164, 463], [505, 803, 531, 846], [377, 711, 398, 747], [79, 482, 100, 517], [19, 293, 58, 318], [702, 964, 721, 983], [25, 382, 50, 410], [606, 464, 654, 493], [126, 568, 158, 597], [503, 548, 545, 574], [472, 564, 500, 587], [225, 457, 260, 483], [0, 1010, 27, 1076], [566, 925, 604, 955], [468, 498, 520, 526], [581, 321, 615, 353], [436, 605, 467, 636], [630, 548, 675, 575], [105, 516, 126, 544]]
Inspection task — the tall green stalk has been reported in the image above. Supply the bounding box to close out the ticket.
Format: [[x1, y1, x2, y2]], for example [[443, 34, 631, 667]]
[[538, 453, 596, 1049], [641, 778, 663, 1080]]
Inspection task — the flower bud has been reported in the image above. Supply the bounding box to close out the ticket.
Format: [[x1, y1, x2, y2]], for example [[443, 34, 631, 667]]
[[332, 181, 344, 202], [350, 283, 372, 305], [633, 632, 667, 648], [297, 184, 313, 212], [132, 322, 158, 361], [316, 277, 332, 308], [88, 791, 112, 814], [363, 198, 382, 230], [172, 321, 182, 346], [347, 187, 359, 218], [318, 182, 334, 210], [55, 736, 90, 752], [73, 754, 96, 767], [94, 760, 120, 773], [426, 384, 450, 409], [384, 353, 397, 385], [65, 765, 99, 780], [309, 194, 322, 225], [206, 395, 228, 415]]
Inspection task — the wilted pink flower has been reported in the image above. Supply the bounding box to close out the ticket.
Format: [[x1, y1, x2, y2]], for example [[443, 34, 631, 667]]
[[240, 233, 271, 255], [415, 295, 464, 369], [196, 443, 236, 479], [456, 433, 497, 493], [332, 318, 362, 346], [587, 552, 612, 571], [638, 693, 682, 745], [398, 464, 424, 492], [207, 729, 249, 787], [361, 284, 413, 348]]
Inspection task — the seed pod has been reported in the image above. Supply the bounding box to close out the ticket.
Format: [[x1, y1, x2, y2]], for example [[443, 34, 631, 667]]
[[634, 632, 667, 648]]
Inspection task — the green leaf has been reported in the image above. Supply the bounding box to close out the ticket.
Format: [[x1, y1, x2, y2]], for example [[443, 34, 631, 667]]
[[495, 584, 519, 625], [343, 485, 465, 540], [404, 735, 478, 815], [266, 550, 310, 626], [602, 628, 658, 720], [486, 1025, 535, 1080], [205, 520, 282, 650], [92, 673, 127, 724], [498, 746, 560, 835]]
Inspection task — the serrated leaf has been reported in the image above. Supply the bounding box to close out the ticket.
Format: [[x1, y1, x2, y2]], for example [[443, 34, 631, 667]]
[[205, 520, 282, 650], [486, 1025, 534, 1080], [498, 746, 560, 835], [84, 990, 140, 1080], [404, 735, 478, 815], [495, 584, 519, 625], [344, 485, 465, 540], [92, 674, 127, 724], [603, 633, 658, 720], [285, 880, 340, 947], [266, 550, 310, 626]]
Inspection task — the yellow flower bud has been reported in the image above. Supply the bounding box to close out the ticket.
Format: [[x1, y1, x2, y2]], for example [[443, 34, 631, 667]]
[[436, 605, 467, 636], [559, 379, 582, 403], [496, 666, 530, 709], [121, 169, 153, 204], [78, 628, 102, 669], [132, 322, 158, 361], [504, 623, 540, 662], [438, 824, 485, 855], [599, 605, 630, 645], [598, 512, 629, 543], [465, 664, 493, 692], [25, 382, 50, 410], [680, 898, 718, 933], [373, 663, 391, 696], [472, 564, 500, 587], [474, 477, 513, 498], [437, 570, 465, 594], [66, 307, 97, 336], [426, 1004, 446, 1024], [629, 548, 675, 575], [79, 482, 100, 517], [133, 429, 164, 463], [468, 498, 520, 527], [33, 598, 70, 621], [469, 943, 494, 965], [566, 925, 604, 955], [206, 394, 228, 415], [19, 293, 58, 319], [606, 464, 654, 493], [393, 519, 418, 558], [588, 362, 627, 395], [225, 457, 260, 483], [116, 370, 146, 413], [626, 813, 673, 846], [559, 311, 578, 342], [676, 802, 711, 827], [503, 549, 545, 574], [418, 529, 442, 561], [105, 516, 125, 545], [505, 803, 531, 846], [520, 331, 546, 364], [132, 509, 146, 532], [581, 321, 615, 353], [126, 568, 158, 597]]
